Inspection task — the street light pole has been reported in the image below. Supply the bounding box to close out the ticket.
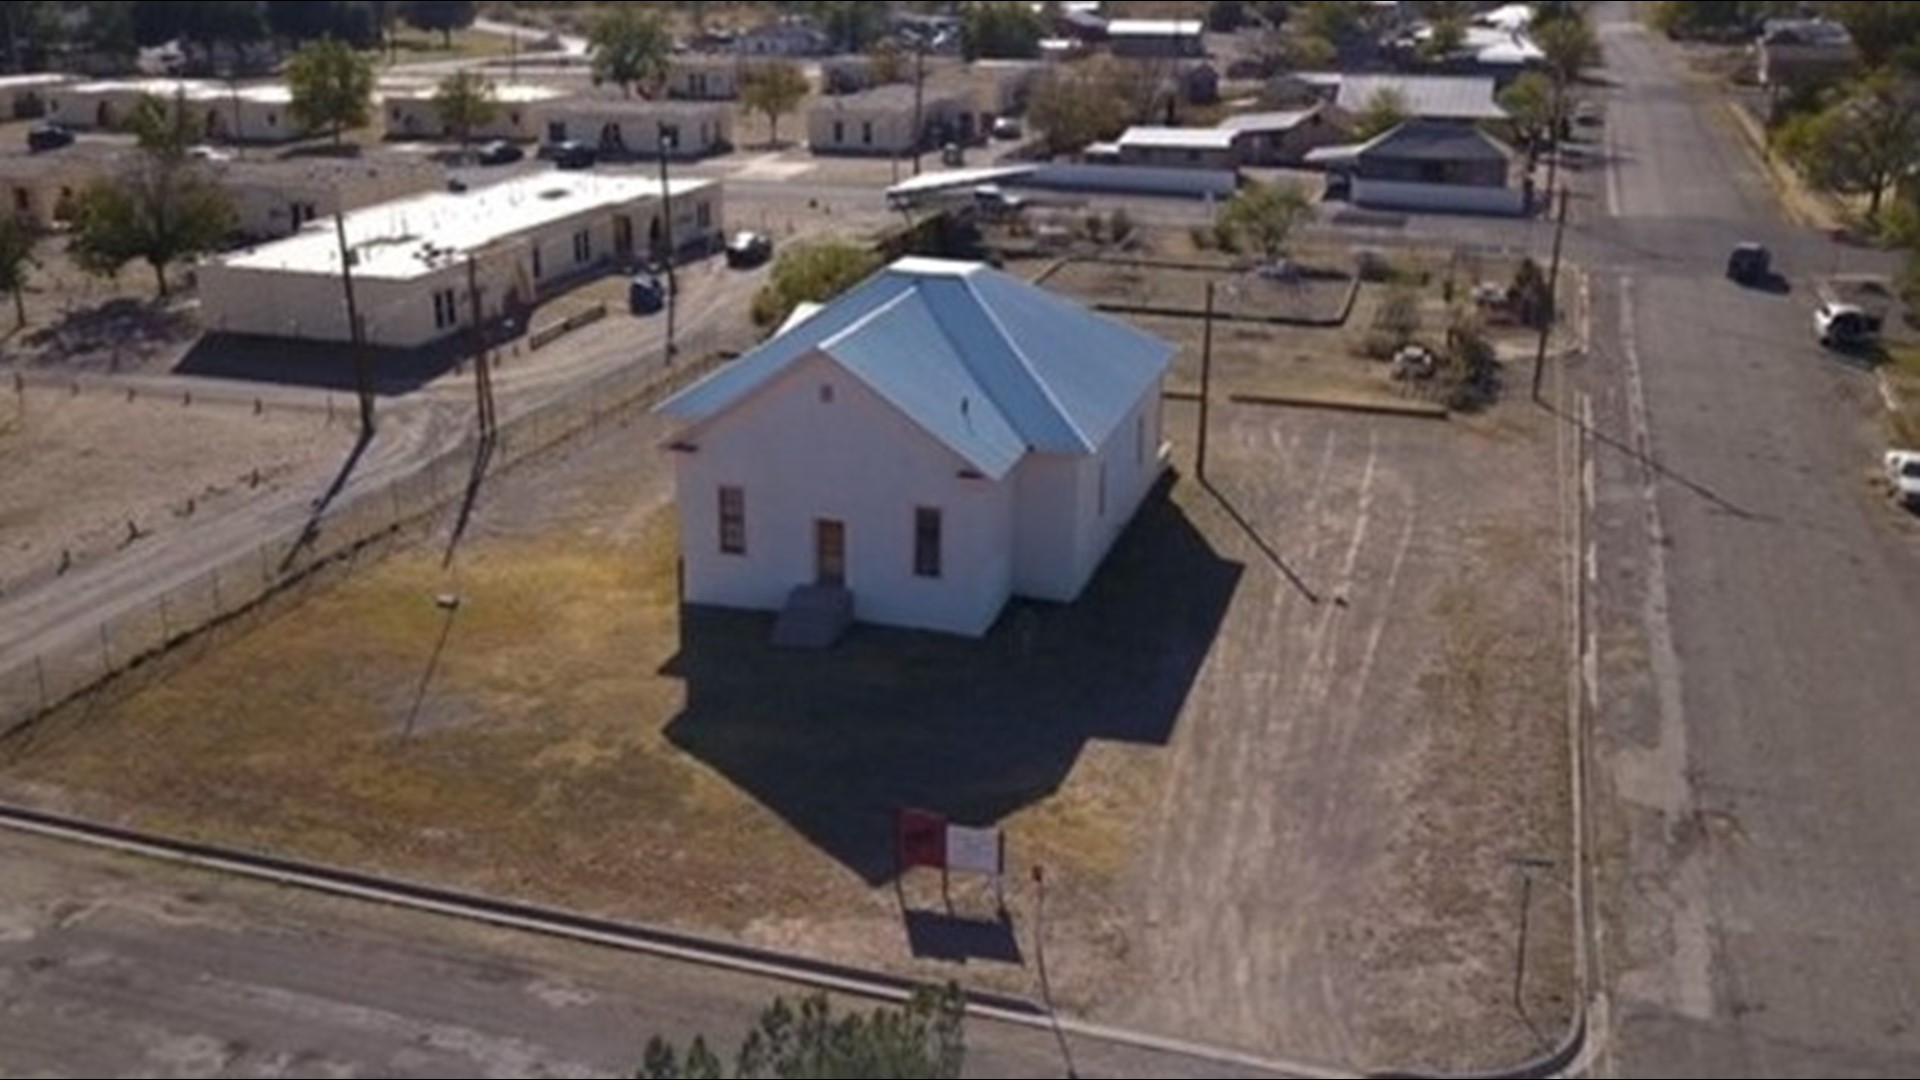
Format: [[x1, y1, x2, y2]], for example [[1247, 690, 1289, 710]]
[[1531, 186, 1570, 404], [658, 123, 678, 363]]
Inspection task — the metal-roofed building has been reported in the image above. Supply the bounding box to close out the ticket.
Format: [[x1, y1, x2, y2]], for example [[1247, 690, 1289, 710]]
[[0, 72, 72, 119], [382, 81, 572, 143], [1307, 119, 1523, 215], [45, 79, 309, 142], [200, 171, 724, 348], [1329, 73, 1506, 122], [1108, 18, 1206, 58], [1115, 125, 1241, 169], [543, 99, 734, 159], [656, 256, 1174, 638], [807, 83, 970, 156], [1217, 105, 1342, 165]]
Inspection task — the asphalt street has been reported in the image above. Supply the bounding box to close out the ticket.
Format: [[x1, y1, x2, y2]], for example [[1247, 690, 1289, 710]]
[[1577, 6, 1920, 1076], [0, 830, 1304, 1079]]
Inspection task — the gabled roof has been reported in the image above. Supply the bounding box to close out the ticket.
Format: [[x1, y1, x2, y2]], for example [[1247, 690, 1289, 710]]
[[1307, 119, 1515, 167], [1219, 106, 1323, 134], [1108, 18, 1203, 37], [1333, 73, 1505, 121], [658, 258, 1174, 480]]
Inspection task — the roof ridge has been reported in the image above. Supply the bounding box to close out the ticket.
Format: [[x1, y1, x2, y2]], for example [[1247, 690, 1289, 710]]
[[956, 270, 1093, 453]]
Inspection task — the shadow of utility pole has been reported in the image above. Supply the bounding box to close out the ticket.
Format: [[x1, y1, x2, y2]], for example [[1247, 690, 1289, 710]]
[[1200, 475, 1324, 606], [441, 432, 497, 571], [282, 427, 376, 574]]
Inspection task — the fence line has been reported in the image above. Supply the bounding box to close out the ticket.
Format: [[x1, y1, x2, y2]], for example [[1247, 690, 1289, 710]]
[[0, 329, 743, 739]]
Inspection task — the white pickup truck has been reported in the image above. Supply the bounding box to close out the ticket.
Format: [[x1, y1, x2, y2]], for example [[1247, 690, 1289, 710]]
[[1888, 451, 1920, 511]]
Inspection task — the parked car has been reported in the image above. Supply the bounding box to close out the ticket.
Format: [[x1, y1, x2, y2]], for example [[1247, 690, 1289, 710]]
[[540, 139, 596, 169], [724, 230, 773, 269], [26, 122, 73, 152], [1886, 450, 1920, 510], [628, 272, 668, 315], [1573, 101, 1604, 127], [971, 183, 1024, 218], [186, 144, 233, 162], [1814, 300, 1875, 349], [1725, 242, 1771, 285], [990, 116, 1023, 140], [475, 140, 524, 166]]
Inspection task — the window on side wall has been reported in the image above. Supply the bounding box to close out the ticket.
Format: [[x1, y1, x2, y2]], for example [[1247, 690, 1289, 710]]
[[719, 485, 746, 555], [914, 507, 942, 579]]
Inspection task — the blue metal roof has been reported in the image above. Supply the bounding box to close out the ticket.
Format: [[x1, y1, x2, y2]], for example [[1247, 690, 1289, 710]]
[[657, 257, 1174, 480]]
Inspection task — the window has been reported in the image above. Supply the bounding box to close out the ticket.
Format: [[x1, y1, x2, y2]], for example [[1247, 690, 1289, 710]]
[[572, 228, 592, 265], [431, 288, 459, 330], [531, 246, 543, 280], [696, 201, 712, 229], [861, 120, 873, 146], [12, 187, 27, 213], [267, 111, 277, 127], [833, 120, 845, 144], [1098, 463, 1108, 518], [718, 486, 746, 555], [913, 507, 942, 579], [1135, 414, 1146, 467]]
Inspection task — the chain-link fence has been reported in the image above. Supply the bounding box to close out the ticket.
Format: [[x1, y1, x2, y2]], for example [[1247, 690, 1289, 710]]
[[0, 324, 749, 738]]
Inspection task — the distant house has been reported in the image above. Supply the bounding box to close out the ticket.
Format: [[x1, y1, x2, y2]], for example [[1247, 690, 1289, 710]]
[[1326, 73, 1507, 123], [1307, 119, 1524, 215], [0, 73, 71, 120], [808, 84, 969, 156], [1115, 125, 1240, 170], [543, 100, 734, 160], [1219, 106, 1342, 166], [1179, 61, 1221, 106], [0, 143, 123, 228], [737, 17, 831, 57], [655, 257, 1175, 639], [1108, 18, 1206, 59], [46, 79, 308, 143], [1757, 17, 1858, 94], [383, 82, 571, 143], [667, 55, 743, 101], [215, 156, 444, 239]]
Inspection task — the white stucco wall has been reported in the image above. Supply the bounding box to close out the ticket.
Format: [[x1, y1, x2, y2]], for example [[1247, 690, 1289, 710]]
[[675, 352, 1018, 638], [1351, 177, 1526, 216]]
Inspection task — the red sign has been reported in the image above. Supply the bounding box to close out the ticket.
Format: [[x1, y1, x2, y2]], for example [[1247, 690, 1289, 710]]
[[895, 807, 948, 871]]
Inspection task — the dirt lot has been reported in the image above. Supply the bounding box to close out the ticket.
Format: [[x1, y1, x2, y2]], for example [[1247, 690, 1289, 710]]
[[0, 386, 360, 603], [0, 345, 1576, 1071]]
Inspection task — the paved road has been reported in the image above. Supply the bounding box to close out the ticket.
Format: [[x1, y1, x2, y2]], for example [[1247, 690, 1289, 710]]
[[0, 830, 1304, 1080], [1579, 6, 1920, 1076]]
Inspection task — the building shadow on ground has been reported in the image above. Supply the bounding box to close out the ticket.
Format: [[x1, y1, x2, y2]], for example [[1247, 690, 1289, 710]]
[[175, 332, 480, 395], [661, 477, 1244, 886]]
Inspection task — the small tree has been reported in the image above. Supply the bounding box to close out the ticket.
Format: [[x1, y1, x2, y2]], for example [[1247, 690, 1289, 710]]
[[433, 69, 498, 154], [1378, 284, 1422, 346], [1217, 180, 1315, 261], [1443, 309, 1499, 408], [1420, 15, 1469, 63], [286, 36, 375, 146], [1209, 0, 1248, 33], [636, 985, 966, 1080], [401, 0, 477, 48], [751, 239, 883, 329], [961, 1, 1046, 60], [740, 61, 810, 148], [1775, 72, 1920, 222], [0, 214, 37, 329], [66, 94, 237, 297], [1533, 11, 1600, 92], [590, 6, 672, 99], [1354, 87, 1409, 140], [1028, 60, 1130, 156], [868, 39, 907, 85], [1499, 71, 1558, 159]]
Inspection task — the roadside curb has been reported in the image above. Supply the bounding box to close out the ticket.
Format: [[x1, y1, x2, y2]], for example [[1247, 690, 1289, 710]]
[[0, 801, 1352, 1080], [1717, 98, 1841, 231]]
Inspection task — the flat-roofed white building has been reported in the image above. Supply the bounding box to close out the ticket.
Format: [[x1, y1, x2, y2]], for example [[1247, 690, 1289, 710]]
[[215, 156, 446, 240], [382, 81, 571, 142], [667, 54, 743, 100], [44, 78, 310, 142], [542, 99, 734, 159], [0, 72, 73, 119], [200, 172, 724, 349]]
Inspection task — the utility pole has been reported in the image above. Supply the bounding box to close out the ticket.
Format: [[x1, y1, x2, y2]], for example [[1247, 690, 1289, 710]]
[[1197, 280, 1215, 483], [912, 41, 926, 177], [333, 211, 376, 437], [467, 254, 496, 436], [657, 124, 679, 362], [1531, 187, 1570, 404]]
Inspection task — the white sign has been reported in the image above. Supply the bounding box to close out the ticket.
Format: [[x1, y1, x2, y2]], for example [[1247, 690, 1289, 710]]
[[945, 825, 1004, 877]]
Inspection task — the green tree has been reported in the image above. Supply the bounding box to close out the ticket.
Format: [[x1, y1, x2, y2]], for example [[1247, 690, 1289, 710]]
[[266, 0, 377, 47], [817, 1, 891, 53], [401, 0, 476, 48], [433, 69, 498, 152], [1534, 10, 1601, 89], [0, 1, 57, 73], [1774, 72, 1920, 221], [961, 1, 1046, 60], [1499, 70, 1558, 155], [1028, 60, 1130, 156], [868, 38, 907, 85], [1208, 0, 1248, 33], [0, 215, 38, 329], [131, 0, 268, 53], [66, 93, 237, 297], [590, 6, 672, 99], [1354, 86, 1410, 139], [1420, 14, 1469, 62], [636, 985, 966, 1079], [751, 239, 883, 329], [286, 36, 375, 145], [1218, 180, 1315, 261], [740, 61, 810, 148], [1296, 0, 1364, 47], [1822, 1, 1920, 71]]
